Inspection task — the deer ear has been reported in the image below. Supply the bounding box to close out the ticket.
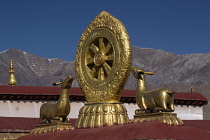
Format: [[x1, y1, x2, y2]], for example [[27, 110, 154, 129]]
[[144, 72, 154, 75]]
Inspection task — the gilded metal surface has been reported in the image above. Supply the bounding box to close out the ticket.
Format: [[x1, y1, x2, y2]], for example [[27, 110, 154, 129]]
[[188, 86, 196, 93], [40, 75, 73, 123], [129, 112, 184, 126], [75, 11, 132, 103], [75, 103, 129, 128], [75, 11, 131, 128], [131, 67, 175, 112], [8, 60, 17, 86], [130, 67, 183, 125], [30, 122, 74, 134], [0, 133, 27, 140]]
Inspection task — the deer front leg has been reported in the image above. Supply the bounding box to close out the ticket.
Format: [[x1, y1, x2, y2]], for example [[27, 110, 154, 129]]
[[141, 97, 148, 110], [156, 100, 168, 112], [136, 97, 149, 114], [168, 102, 175, 112]]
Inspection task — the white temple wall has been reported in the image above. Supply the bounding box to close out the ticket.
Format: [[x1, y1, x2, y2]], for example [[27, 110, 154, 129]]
[[68, 102, 84, 118], [0, 101, 203, 120], [0, 101, 84, 118], [174, 105, 203, 120], [123, 103, 138, 119]]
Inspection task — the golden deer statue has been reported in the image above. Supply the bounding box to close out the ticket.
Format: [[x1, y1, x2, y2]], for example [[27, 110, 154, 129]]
[[131, 67, 174, 113], [40, 75, 73, 123]]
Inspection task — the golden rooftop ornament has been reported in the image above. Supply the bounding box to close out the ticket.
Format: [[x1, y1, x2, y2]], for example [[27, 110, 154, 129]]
[[130, 67, 175, 112], [129, 67, 184, 125], [31, 11, 185, 133], [75, 11, 131, 128], [8, 60, 17, 86], [30, 75, 74, 134], [188, 86, 196, 93], [75, 11, 132, 103]]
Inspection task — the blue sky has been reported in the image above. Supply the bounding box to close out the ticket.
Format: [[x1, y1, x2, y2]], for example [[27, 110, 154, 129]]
[[0, 0, 209, 61]]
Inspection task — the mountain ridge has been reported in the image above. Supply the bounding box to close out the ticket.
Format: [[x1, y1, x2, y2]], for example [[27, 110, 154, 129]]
[[1, 47, 210, 93], [0, 47, 210, 119]]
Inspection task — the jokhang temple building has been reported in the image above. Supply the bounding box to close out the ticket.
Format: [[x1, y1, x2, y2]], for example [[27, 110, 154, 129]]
[[0, 85, 209, 139], [1, 11, 210, 140]]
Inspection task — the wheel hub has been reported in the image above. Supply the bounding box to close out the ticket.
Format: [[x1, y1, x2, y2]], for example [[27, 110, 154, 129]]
[[94, 52, 104, 66]]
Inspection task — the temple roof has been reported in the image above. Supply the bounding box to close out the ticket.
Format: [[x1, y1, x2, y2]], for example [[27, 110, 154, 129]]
[[0, 117, 209, 140], [0, 117, 39, 133], [16, 120, 210, 140], [0, 117, 210, 133], [0, 85, 208, 106]]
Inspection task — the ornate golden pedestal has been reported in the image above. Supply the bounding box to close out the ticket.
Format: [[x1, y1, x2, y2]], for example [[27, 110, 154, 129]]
[[30, 122, 74, 134], [129, 110, 184, 126], [75, 102, 129, 128]]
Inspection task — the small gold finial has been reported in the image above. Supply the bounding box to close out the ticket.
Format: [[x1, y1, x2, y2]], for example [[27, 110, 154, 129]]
[[8, 60, 17, 86], [188, 86, 196, 93]]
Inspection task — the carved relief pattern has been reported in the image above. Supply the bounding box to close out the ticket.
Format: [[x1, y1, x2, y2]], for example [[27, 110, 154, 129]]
[[129, 112, 184, 126], [75, 103, 129, 128], [30, 122, 74, 134]]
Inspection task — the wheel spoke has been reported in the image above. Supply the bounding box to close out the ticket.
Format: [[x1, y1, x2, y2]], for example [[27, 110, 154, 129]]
[[86, 67, 93, 78], [86, 57, 94, 65], [87, 38, 113, 81], [87, 66, 97, 78], [89, 43, 99, 53], [98, 67, 105, 81], [103, 62, 111, 75], [99, 38, 105, 52], [105, 53, 114, 61], [104, 42, 112, 54]]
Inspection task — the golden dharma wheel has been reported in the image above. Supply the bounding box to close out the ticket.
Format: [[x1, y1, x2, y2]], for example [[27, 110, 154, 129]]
[[75, 11, 132, 103]]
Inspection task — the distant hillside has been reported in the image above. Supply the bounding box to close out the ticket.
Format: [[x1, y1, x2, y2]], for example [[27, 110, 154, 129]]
[[0, 47, 210, 119], [130, 46, 210, 100], [0, 48, 76, 87]]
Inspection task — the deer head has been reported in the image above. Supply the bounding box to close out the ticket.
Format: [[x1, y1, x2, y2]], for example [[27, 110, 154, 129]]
[[131, 67, 154, 79], [53, 75, 74, 89]]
